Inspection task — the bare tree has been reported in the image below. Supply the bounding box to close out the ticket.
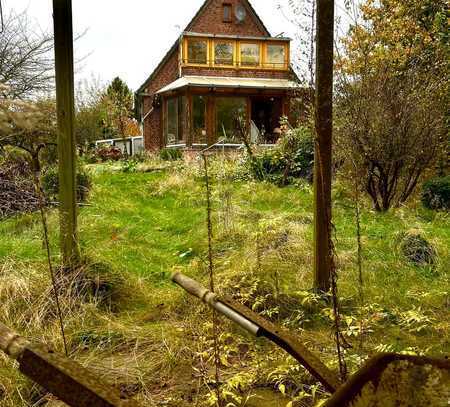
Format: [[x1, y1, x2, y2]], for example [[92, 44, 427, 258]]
[[0, 89, 57, 173], [0, 10, 54, 98], [335, 68, 446, 211], [277, 0, 316, 86]]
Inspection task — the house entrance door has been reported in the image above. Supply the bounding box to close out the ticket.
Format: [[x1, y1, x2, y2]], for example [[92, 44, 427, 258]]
[[250, 97, 282, 144]]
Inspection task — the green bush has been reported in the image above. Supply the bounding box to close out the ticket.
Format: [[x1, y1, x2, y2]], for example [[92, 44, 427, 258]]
[[42, 167, 92, 202], [121, 159, 138, 173], [421, 176, 450, 210], [249, 126, 314, 185], [159, 148, 183, 161]]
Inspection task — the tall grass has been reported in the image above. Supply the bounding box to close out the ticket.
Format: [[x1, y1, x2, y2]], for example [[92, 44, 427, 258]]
[[0, 154, 448, 406]]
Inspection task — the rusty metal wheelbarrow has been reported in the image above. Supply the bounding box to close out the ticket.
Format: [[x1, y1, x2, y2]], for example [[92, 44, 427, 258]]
[[172, 272, 450, 407]]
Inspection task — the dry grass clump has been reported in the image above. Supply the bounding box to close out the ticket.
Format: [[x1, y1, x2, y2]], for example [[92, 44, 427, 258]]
[[0, 257, 169, 406], [0, 251, 221, 406]]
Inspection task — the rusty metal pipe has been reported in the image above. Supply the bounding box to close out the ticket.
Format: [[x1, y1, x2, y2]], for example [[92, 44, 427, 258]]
[[172, 272, 259, 335]]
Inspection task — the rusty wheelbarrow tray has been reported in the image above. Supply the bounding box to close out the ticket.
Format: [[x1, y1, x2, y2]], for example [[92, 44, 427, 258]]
[[172, 272, 450, 406], [0, 322, 138, 407]]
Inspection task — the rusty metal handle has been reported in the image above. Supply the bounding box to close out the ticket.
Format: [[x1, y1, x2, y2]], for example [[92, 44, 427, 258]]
[[171, 272, 213, 303], [171, 272, 260, 335], [171, 272, 341, 393]]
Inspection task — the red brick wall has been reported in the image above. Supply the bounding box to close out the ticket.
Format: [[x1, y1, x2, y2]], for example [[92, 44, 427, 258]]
[[187, 0, 268, 36], [182, 67, 289, 80], [142, 0, 292, 150], [142, 50, 179, 150]]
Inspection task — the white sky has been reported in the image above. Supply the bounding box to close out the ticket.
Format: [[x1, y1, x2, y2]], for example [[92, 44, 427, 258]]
[[4, 0, 351, 91]]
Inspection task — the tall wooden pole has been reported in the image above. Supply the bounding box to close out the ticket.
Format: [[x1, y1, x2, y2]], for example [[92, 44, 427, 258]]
[[53, 0, 80, 267], [313, 0, 334, 292]]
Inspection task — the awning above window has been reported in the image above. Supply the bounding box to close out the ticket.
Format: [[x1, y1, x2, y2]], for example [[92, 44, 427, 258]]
[[156, 76, 299, 94]]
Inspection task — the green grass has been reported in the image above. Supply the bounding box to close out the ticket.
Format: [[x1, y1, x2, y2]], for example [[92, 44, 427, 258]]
[[0, 158, 449, 406]]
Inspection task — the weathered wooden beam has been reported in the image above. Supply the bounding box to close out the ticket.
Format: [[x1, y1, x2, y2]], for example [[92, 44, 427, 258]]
[[0, 322, 137, 407], [171, 272, 341, 393], [313, 0, 335, 292], [53, 0, 80, 266]]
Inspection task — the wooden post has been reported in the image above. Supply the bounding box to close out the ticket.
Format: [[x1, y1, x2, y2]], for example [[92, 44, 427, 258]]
[[53, 0, 80, 267], [313, 0, 334, 292]]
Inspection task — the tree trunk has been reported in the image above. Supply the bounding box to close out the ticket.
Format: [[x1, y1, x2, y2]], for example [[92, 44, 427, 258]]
[[313, 0, 335, 292]]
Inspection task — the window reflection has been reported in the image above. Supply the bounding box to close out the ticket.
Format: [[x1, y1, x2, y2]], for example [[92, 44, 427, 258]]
[[215, 41, 234, 66], [240, 43, 260, 66], [266, 44, 286, 67], [216, 97, 247, 142], [187, 39, 207, 64]]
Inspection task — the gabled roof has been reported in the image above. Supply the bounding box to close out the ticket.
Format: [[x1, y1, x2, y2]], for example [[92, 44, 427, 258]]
[[185, 0, 270, 37], [136, 0, 271, 96]]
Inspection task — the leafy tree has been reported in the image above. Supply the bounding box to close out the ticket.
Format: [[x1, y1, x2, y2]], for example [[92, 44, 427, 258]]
[[340, 0, 448, 77], [74, 78, 107, 149], [73, 77, 140, 150], [103, 77, 134, 138], [335, 0, 448, 211]]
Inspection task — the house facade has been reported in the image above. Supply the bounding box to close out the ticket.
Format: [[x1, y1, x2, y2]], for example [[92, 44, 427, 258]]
[[135, 0, 299, 151]]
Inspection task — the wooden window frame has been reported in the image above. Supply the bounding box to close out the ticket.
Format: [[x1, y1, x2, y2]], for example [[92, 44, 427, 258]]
[[184, 37, 209, 66], [263, 42, 289, 70], [238, 41, 262, 69], [191, 94, 208, 145], [212, 39, 236, 67], [182, 37, 290, 71], [222, 3, 233, 23], [164, 96, 186, 146]]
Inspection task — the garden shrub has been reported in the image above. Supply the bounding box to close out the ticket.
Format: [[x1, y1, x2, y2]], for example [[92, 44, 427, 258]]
[[42, 166, 92, 202], [0, 153, 39, 218], [421, 176, 450, 210], [400, 233, 436, 267], [95, 145, 123, 162], [121, 159, 138, 173], [249, 125, 314, 185], [159, 148, 183, 161]]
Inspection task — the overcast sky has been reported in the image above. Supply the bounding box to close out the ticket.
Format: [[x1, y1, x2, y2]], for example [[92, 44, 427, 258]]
[[4, 0, 351, 91]]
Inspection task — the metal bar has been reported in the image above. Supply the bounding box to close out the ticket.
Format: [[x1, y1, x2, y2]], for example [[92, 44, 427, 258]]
[[213, 300, 259, 336], [171, 272, 341, 393], [171, 272, 259, 335], [220, 296, 341, 393], [0, 323, 138, 406]]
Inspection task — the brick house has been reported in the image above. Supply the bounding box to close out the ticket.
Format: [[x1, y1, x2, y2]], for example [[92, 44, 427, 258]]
[[135, 0, 300, 151]]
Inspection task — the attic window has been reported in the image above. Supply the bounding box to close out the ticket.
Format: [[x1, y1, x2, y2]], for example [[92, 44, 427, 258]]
[[223, 3, 232, 23]]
